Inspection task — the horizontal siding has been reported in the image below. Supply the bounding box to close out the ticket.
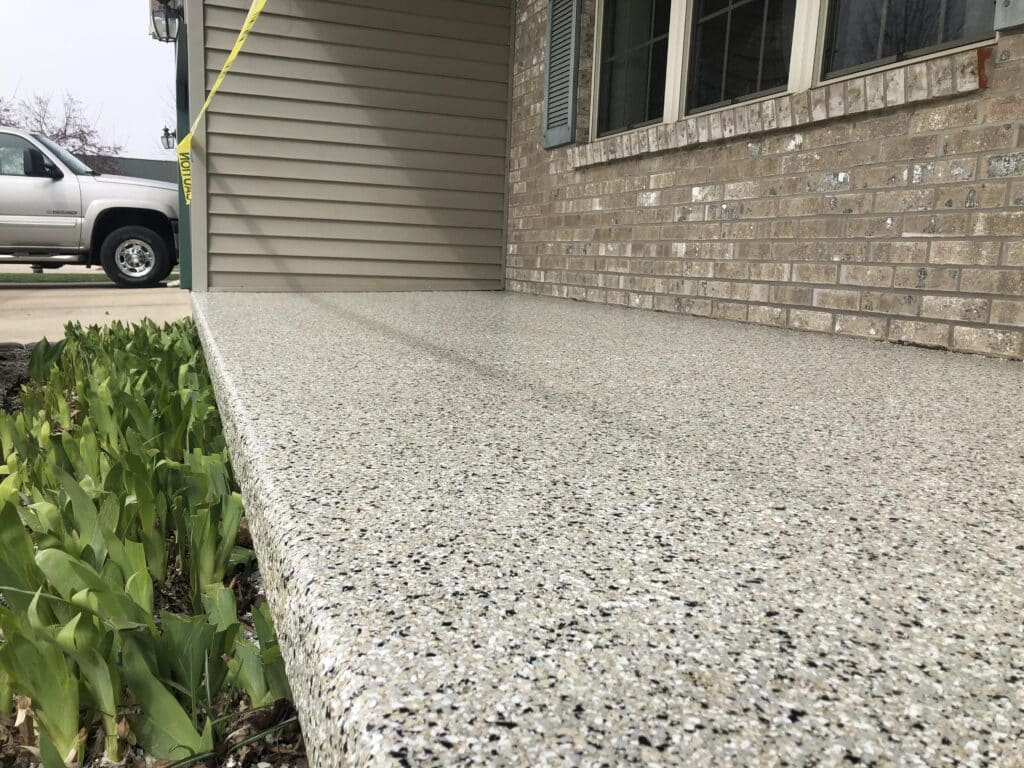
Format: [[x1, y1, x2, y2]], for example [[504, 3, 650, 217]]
[[202, 0, 509, 292], [208, 237, 502, 264], [209, 275, 502, 292]]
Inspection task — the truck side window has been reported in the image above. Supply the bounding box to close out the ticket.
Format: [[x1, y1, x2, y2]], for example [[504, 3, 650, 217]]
[[0, 134, 35, 176]]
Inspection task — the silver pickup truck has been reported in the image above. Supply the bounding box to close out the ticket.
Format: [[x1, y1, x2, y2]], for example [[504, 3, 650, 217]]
[[0, 127, 179, 288]]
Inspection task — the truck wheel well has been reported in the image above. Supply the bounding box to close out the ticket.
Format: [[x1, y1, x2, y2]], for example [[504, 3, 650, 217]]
[[90, 209, 176, 265]]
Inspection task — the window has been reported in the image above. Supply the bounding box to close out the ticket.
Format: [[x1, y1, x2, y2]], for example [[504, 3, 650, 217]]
[[597, 0, 672, 136], [0, 133, 33, 176], [687, 0, 797, 112], [577, 0, 996, 146], [822, 0, 996, 78]]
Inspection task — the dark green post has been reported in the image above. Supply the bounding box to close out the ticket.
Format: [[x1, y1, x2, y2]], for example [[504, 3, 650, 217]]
[[175, 21, 192, 290]]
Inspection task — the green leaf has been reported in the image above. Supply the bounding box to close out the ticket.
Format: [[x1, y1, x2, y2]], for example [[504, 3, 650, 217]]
[[227, 638, 273, 709], [27, 337, 66, 380], [54, 466, 107, 567], [0, 500, 46, 614], [0, 632, 81, 763], [123, 637, 206, 760], [201, 583, 237, 633], [159, 613, 216, 721]]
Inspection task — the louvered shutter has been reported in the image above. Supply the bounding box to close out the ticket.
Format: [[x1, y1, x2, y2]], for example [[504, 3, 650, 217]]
[[542, 0, 580, 149]]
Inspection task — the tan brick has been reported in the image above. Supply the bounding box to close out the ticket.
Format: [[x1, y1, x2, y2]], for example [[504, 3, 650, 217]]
[[984, 152, 1024, 179], [984, 95, 1024, 122], [888, 319, 951, 348], [824, 192, 873, 215], [893, 266, 960, 291], [792, 263, 838, 284], [789, 309, 833, 332], [911, 158, 976, 185], [874, 188, 938, 212], [712, 301, 748, 321], [714, 261, 749, 279], [921, 295, 990, 322], [681, 260, 714, 278], [847, 216, 902, 238], [972, 211, 1024, 236], [770, 285, 813, 305], [835, 314, 887, 339], [861, 292, 921, 316], [840, 265, 893, 287], [879, 135, 938, 162], [750, 262, 790, 281], [910, 101, 978, 133], [748, 305, 787, 327], [934, 182, 1007, 210], [929, 240, 1001, 265], [942, 124, 1017, 155], [952, 326, 1024, 357], [871, 241, 929, 263], [960, 268, 1024, 295], [991, 300, 1024, 327], [903, 213, 969, 237], [1006, 241, 1024, 266], [777, 195, 826, 217], [813, 288, 861, 311], [798, 218, 845, 239], [853, 164, 910, 189]]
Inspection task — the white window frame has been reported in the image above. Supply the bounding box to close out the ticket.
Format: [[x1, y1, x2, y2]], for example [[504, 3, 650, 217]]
[[589, 0, 996, 141]]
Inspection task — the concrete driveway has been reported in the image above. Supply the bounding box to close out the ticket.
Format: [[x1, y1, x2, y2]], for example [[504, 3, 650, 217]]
[[0, 283, 191, 343]]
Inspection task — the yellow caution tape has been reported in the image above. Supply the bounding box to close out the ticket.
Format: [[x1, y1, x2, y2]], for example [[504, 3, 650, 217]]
[[178, 0, 267, 205]]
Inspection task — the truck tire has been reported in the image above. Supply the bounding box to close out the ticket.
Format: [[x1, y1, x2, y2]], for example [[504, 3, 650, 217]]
[[99, 225, 173, 288]]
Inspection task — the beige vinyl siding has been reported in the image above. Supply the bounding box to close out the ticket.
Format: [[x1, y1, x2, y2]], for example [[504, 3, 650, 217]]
[[200, 0, 510, 291]]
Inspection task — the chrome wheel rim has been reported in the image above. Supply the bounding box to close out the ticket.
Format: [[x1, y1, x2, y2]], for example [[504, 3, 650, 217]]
[[114, 239, 156, 278]]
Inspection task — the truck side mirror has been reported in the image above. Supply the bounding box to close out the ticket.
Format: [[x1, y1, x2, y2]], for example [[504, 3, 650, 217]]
[[24, 148, 64, 180]]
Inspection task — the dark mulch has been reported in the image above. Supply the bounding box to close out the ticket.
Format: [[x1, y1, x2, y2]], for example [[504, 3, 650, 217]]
[[0, 342, 34, 413]]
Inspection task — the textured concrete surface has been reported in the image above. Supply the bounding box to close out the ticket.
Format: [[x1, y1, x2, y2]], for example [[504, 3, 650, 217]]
[[0, 284, 190, 343], [193, 292, 1024, 767]]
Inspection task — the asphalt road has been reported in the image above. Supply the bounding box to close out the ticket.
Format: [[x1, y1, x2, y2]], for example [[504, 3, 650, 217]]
[[0, 282, 192, 343]]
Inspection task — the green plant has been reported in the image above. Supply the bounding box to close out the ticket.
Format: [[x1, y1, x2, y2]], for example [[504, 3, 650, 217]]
[[0, 319, 293, 765]]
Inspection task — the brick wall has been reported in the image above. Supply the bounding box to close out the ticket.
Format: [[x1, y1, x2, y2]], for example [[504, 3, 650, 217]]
[[507, 1, 1024, 359]]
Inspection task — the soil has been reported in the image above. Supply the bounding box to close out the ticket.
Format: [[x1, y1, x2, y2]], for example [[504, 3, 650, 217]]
[[0, 342, 33, 413]]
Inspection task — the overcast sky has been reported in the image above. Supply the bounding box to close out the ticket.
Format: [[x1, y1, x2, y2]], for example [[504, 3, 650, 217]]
[[0, 0, 176, 160]]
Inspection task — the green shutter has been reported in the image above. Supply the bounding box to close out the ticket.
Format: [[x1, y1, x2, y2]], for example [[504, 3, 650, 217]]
[[542, 0, 581, 149]]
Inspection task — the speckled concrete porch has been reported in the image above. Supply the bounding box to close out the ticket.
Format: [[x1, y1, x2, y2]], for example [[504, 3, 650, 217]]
[[192, 292, 1023, 767]]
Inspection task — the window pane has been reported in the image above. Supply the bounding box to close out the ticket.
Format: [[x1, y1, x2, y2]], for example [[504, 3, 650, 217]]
[[761, 0, 797, 89], [648, 37, 669, 120], [944, 0, 996, 42], [597, 0, 671, 135], [0, 134, 33, 177], [696, 0, 731, 16], [886, 0, 940, 56], [690, 11, 727, 108], [824, 0, 995, 78], [824, 0, 885, 75], [688, 0, 795, 111], [724, 0, 766, 102]]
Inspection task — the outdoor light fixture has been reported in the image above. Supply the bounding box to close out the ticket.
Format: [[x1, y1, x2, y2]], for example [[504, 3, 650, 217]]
[[151, 0, 182, 43], [161, 127, 177, 150]]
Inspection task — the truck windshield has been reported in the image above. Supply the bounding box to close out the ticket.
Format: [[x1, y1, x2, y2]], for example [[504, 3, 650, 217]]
[[32, 134, 96, 176]]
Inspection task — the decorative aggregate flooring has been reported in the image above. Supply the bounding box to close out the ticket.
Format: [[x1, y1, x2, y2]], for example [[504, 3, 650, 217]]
[[193, 292, 1024, 767]]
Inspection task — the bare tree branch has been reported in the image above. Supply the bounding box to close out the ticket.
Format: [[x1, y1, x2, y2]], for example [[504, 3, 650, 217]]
[[0, 91, 123, 171]]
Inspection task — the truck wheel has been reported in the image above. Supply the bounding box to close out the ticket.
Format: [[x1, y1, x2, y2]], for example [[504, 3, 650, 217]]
[[99, 226, 172, 288]]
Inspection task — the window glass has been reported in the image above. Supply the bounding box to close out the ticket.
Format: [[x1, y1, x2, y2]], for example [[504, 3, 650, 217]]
[[823, 0, 995, 78], [0, 133, 34, 176], [687, 0, 797, 112], [33, 134, 93, 175], [597, 0, 672, 136]]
